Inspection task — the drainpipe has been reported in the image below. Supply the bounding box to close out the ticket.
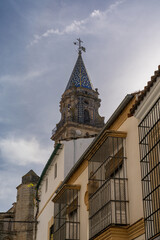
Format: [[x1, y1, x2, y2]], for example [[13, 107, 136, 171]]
[[34, 189, 40, 240]]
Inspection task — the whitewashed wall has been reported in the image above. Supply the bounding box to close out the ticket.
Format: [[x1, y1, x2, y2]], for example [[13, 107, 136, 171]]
[[36, 146, 64, 240], [63, 137, 94, 178], [36, 137, 94, 240]]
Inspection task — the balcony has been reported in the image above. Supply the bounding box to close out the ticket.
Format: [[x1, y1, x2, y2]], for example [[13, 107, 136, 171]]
[[89, 178, 128, 239], [88, 134, 129, 239], [53, 185, 80, 240], [51, 115, 104, 138], [53, 221, 80, 240]]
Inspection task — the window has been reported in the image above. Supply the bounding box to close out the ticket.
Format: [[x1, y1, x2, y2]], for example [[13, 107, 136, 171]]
[[0, 223, 3, 231], [138, 97, 160, 240], [88, 134, 128, 239], [54, 163, 57, 179], [45, 178, 48, 193], [84, 100, 89, 105], [84, 109, 90, 123], [49, 224, 54, 240], [53, 185, 80, 240], [78, 97, 84, 123]]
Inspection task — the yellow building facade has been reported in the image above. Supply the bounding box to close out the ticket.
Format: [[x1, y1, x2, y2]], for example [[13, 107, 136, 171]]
[[52, 93, 146, 240]]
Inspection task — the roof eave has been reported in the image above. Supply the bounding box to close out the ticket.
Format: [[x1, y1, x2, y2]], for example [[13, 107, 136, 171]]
[[36, 143, 62, 190], [129, 66, 160, 116]]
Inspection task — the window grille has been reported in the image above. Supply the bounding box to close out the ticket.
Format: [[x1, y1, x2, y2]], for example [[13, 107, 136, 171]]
[[88, 135, 128, 239], [84, 109, 90, 123], [78, 97, 84, 123], [138, 97, 160, 240], [53, 185, 80, 240]]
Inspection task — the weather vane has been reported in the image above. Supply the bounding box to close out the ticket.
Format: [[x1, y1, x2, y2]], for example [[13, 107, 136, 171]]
[[74, 38, 86, 54]]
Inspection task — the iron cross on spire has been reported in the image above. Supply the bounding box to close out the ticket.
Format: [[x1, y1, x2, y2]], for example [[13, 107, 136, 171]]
[[74, 38, 86, 54]]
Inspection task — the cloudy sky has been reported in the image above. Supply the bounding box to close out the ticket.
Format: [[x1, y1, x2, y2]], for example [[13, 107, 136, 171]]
[[1, 0, 160, 211]]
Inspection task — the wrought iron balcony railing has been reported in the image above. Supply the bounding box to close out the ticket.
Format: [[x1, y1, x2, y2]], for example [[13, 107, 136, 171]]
[[89, 178, 129, 239], [53, 221, 80, 240], [88, 134, 129, 239], [51, 116, 104, 137]]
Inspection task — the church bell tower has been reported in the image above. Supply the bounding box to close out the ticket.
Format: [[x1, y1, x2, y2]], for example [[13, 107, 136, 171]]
[[51, 39, 104, 143]]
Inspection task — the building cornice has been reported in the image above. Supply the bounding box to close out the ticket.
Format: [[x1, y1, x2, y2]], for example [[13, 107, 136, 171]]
[[92, 218, 145, 240]]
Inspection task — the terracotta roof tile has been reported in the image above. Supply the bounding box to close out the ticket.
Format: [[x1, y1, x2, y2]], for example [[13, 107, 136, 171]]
[[129, 65, 160, 116]]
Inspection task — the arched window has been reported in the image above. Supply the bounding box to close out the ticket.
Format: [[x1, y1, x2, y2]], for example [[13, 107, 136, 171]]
[[84, 109, 90, 123]]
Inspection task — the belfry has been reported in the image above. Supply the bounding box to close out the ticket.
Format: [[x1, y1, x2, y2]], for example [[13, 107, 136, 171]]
[[51, 39, 104, 143]]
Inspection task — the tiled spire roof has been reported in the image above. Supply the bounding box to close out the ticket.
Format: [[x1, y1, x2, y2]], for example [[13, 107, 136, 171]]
[[65, 52, 93, 90]]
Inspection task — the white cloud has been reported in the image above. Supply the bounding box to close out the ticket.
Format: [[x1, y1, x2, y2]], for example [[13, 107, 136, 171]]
[[64, 20, 85, 33], [90, 10, 101, 18], [0, 69, 48, 84], [106, 0, 126, 14], [0, 137, 52, 166], [29, 19, 86, 47], [29, 0, 125, 46], [42, 28, 61, 37]]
